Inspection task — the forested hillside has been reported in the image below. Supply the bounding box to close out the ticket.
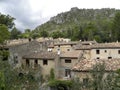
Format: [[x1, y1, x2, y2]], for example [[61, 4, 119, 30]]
[[33, 7, 120, 42]]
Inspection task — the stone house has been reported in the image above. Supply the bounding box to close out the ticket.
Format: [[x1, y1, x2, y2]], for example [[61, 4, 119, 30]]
[[71, 58, 120, 84], [74, 42, 120, 60], [58, 51, 82, 79], [8, 40, 52, 68], [22, 51, 58, 78], [53, 41, 78, 53]]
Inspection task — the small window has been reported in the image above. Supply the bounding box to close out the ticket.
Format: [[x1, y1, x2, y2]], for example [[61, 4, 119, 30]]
[[67, 49, 70, 51], [96, 50, 100, 54], [65, 59, 71, 63], [65, 69, 71, 77], [105, 50, 107, 53], [26, 59, 30, 67], [118, 50, 120, 54], [108, 57, 112, 59], [35, 59, 38, 64], [96, 57, 100, 59], [43, 59, 48, 65]]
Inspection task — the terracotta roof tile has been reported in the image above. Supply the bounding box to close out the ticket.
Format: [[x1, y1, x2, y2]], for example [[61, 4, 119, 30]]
[[23, 51, 57, 59], [72, 59, 120, 71], [60, 51, 81, 58], [74, 42, 120, 50]]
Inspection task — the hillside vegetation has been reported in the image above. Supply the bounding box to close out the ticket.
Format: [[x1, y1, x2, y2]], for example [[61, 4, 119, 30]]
[[33, 7, 120, 42]]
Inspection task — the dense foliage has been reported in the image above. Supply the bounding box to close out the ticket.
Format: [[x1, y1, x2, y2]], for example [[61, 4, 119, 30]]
[[33, 8, 120, 42]]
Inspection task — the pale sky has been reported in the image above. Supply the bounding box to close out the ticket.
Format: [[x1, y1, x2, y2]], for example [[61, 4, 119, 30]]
[[0, 0, 120, 31]]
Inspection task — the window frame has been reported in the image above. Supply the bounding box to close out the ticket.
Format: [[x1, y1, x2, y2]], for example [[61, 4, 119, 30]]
[[65, 59, 71, 63], [43, 59, 48, 65]]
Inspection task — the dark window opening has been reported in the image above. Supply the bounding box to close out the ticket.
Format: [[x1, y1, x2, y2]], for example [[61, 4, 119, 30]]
[[105, 50, 107, 53], [108, 57, 112, 59], [118, 50, 120, 54], [96, 57, 100, 59], [67, 49, 70, 51], [65, 69, 71, 77], [34, 59, 38, 67], [96, 50, 100, 54], [26, 59, 30, 67], [43, 59, 48, 65], [65, 59, 71, 63]]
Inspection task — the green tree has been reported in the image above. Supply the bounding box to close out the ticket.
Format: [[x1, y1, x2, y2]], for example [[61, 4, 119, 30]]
[[0, 13, 15, 29], [40, 30, 48, 37], [0, 71, 5, 90], [10, 27, 22, 39], [50, 30, 63, 39], [20, 29, 31, 38], [0, 24, 10, 44], [112, 12, 120, 41], [83, 22, 97, 41], [49, 68, 55, 81]]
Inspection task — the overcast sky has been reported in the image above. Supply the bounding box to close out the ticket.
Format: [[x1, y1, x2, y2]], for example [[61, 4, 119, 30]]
[[0, 0, 120, 31]]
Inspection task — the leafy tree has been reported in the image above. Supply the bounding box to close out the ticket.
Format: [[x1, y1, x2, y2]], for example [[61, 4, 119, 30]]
[[90, 63, 106, 90], [31, 32, 40, 39], [0, 24, 10, 44], [20, 29, 31, 38], [50, 30, 63, 39], [40, 30, 48, 37], [0, 71, 5, 90], [83, 22, 97, 41], [112, 12, 120, 41], [49, 68, 55, 81], [10, 27, 22, 39], [0, 13, 15, 29]]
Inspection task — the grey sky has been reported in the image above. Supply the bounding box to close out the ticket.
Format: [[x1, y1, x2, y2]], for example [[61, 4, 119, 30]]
[[0, 0, 120, 31]]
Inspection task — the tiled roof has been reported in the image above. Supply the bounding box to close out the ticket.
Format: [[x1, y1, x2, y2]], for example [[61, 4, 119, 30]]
[[54, 41, 78, 46], [74, 42, 120, 50], [92, 43, 120, 49], [60, 51, 81, 59], [23, 51, 57, 59], [72, 59, 120, 71], [48, 44, 54, 48], [81, 40, 97, 45]]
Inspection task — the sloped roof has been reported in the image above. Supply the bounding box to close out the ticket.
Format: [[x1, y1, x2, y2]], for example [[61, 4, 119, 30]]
[[54, 41, 78, 46], [72, 59, 120, 71], [23, 51, 57, 60], [74, 42, 120, 50], [60, 51, 81, 59]]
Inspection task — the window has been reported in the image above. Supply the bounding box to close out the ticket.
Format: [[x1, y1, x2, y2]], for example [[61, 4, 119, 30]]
[[105, 50, 107, 53], [65, 69, 71, 77], [118, 50, 120, 54], [96, 50, 100, 54], [96, 57, 100, 59], [34, 59, 38, 67], [43, 59, 48, 65], [65, 59, 71, 63], [108, 57, 112, 59], [67, 49, 70, 51], [26, 59, 30, 67]]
